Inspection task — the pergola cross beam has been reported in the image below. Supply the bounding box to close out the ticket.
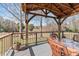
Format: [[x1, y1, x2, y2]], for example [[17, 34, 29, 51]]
[[61, 16, 68, 24], [28, 12, 56, 19], [28, 14, 36, 23], [41, 9, 50, 15]]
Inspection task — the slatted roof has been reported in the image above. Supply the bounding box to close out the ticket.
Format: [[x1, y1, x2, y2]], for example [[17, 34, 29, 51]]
[[21, 3, 79, 19]]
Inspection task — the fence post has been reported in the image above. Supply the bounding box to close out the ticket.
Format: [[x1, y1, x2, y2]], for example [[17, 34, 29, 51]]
[[1, 39, 3, 56], [11, 33, 13, 49], [62, 31, 65, 38], [36, 32, 37, 45]]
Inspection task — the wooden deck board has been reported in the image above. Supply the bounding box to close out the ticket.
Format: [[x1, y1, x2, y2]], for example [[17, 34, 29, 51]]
[[14, 43, 52, 56]]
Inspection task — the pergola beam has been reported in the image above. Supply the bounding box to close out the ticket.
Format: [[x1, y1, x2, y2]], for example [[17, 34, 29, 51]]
[[28, 15, 36, 22], [25, 13, 28, 46], [58, 19, 61, 41], [61, 16, 68, 24], [41, 9, 50, 15], [27, 12, 57, 19]]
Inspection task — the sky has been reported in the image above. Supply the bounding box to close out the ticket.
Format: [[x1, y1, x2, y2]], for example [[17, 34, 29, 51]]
[[0, 3, 56, 26], [0, 3, 20, 21], [0, 4, 13, 18], [0, 3, 79, 26]]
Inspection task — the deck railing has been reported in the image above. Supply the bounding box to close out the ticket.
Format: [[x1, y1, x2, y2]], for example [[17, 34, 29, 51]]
[[13, 31, 52, 46], [0, 33, 13, 56], [62, 32, 79, 40], [0, 31, 79, 56]]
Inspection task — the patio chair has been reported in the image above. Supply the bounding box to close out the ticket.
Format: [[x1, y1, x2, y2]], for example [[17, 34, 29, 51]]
[[48, 37, 69, 56], [51, 41, 69, 56], [48, 37, 79, 56]]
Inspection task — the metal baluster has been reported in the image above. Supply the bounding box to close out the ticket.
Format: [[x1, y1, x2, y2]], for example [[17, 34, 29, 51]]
[[36, 33, 37, 45]]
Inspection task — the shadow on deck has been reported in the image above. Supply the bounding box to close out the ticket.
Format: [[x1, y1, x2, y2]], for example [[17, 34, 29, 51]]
[[14, 43, 52, 56]]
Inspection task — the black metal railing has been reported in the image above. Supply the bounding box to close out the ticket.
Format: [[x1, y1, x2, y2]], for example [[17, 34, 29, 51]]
[[13, 31, 52, 46]]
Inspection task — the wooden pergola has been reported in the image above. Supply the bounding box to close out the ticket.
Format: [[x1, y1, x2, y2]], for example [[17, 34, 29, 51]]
[[21, 3, 79, 45]]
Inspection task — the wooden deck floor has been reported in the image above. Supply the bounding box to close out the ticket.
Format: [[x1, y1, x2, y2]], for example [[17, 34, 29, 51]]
[[14, 43, 52, 56]]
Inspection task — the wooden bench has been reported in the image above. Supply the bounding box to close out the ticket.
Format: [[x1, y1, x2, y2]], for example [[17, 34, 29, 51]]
[[48, 37, 79, 56]]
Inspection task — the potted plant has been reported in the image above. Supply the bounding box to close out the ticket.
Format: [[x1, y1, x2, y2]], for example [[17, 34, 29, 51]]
[[13, 41, 21, 51]]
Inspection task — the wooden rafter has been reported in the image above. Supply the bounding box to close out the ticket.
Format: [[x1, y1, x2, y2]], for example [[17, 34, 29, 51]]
[[53, 4, 66, 16], [21, 3, 79, 19]]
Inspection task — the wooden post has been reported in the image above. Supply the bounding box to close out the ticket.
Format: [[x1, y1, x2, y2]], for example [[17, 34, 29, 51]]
[[36, 32, 37, 45], [58, 19, 61, 41], [11, 33, 13, 49], [25, 13, 28, 46], [53, 18, 61, 41], [58, 23, 61, 41], [40, 16, 43, 37], [20, 4, 23, 39], [1, 39, 3, 56]]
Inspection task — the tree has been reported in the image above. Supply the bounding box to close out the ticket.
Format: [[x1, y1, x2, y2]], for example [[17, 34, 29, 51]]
[[0, 4, 25, 38], [28, 24, 34, 31], [0, 16, 18, 32], [17, 23, 25, 32]]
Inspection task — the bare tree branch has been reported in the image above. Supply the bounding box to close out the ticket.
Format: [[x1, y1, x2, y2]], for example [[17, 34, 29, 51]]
[[0, 4, 20, 20]]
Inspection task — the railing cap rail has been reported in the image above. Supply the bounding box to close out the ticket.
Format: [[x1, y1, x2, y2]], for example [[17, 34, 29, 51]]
[[0, 33, 13, 39]]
